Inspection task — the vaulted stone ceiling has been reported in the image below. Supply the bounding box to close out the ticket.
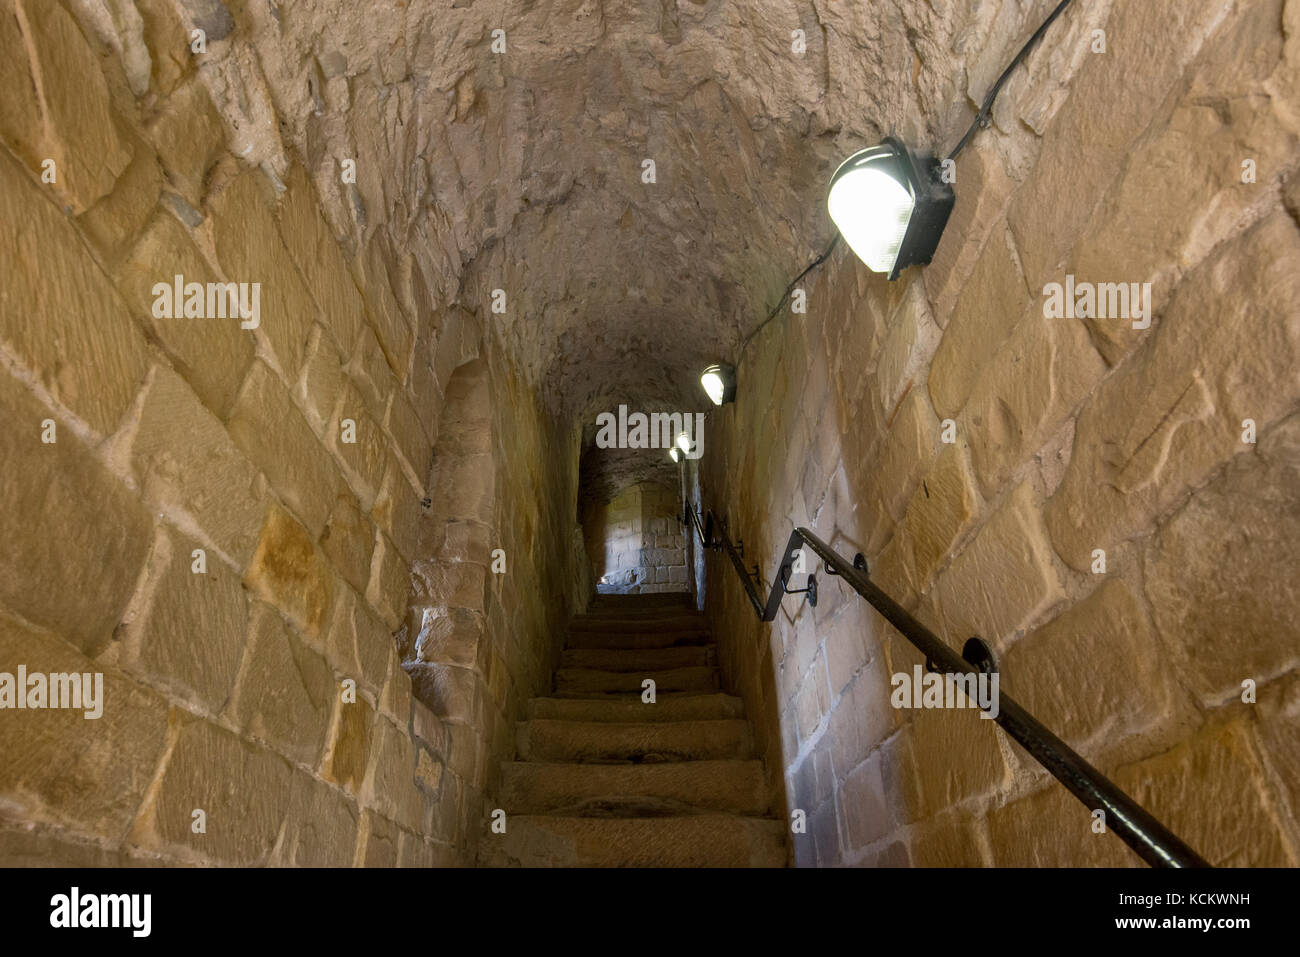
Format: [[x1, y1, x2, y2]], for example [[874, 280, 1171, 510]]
[[155, 0, 1067, 494]]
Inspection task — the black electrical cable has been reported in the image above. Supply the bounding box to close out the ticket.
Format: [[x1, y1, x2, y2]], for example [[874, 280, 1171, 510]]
[[947, 0, 1076, 161], [738, 234, 839, 357], [737, 0, 1074, 360]]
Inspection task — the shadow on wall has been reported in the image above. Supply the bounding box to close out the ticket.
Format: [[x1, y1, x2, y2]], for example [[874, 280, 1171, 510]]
[[400, 359, 494, 714], [581, 480, 688, 594]]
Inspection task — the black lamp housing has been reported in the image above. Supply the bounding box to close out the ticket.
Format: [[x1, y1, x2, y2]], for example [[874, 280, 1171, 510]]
[[827, 136, 956, 281], [700, 362, 737, 406]]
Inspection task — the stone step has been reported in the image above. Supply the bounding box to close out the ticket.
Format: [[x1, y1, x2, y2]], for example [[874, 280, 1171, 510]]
[[589, 593, 693, 610], [499, 760, 768, 815], [559, 646, 713, 672], [478, 814, 788, 867], [565, 628, 711, 650], [569, 613, 707, 633], [526, 693, 745, 723], [517, 719, 753, 762], [554, 666, 718, 696]]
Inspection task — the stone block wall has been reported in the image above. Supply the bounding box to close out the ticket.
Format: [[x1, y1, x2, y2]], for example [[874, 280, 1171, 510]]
[[701, 0, 1300, 867], [0, 0, 584, 866], [583, 480, 688, 594]]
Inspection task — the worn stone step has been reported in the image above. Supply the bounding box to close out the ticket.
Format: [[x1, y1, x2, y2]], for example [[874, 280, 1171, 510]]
[[517, 719, 752, 762], [565, 628, 711, 650], [559, 646, 713, 672], [554, 666, 718, 696], [526, 693, 745, 723], [570, 614, 707, 633], [478, 814, 788, 867], [499, 760, 768, 814], [589, 593, 694, 610]]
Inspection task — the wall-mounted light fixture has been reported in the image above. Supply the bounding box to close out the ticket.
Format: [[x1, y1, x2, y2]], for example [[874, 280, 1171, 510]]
[[699, 363, 737, 406], [675, 432, 692, 454], [669, 446, 681, 463], [826, 136, 955, 280]]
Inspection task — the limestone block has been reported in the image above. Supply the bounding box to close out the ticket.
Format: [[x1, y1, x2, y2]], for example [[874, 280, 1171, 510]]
[[0, 150, 150, 436], [123, 526, 248, 711], [923, 142, 1015, 324], [869, 388, 939, 524], [366, 530, 409, 631], [428, 452, 495, 525], [363, 717, 423, 831], [414, 606, 484, 668], [1046, 212, 1300, 570], [371, 452, 423, 563], [927, 482, 1065, 646], [1070, 0, 1300, 365], [1003, 579, 1189, 763], [410, 559, 486, 611], [379, 645, 413, 726], [1007, 0, 1236, 290], [345, 324, 397, 425], [360, 810, 399, 866], [0, 609, 169, 837], [15, 0, 132, 212], [296, 326, 344, 435], [207, 168, 316, 375], [242, 500, 333, 654], [133, 0, 190, 95], [77, 128, 163, 258], [987, 781, 1138, 867], [928, 224, 1029, 418], [907, 702, 1010, 819], [226, 360, 342, 536], [406, 662, 476, 723], [318, 489, 374, 596], [964, 309, 1105, 498], [0, 0, 43, 170], [228, 602, 335, 766], [325, 589, 390, 702], [837, 750, 893, 852], [274, 771, 359, 866], [1143, 417, 1300, 703], [277, 163, 365, 356], [130, 365, 264, 565], [0, 369, 152, 654], [130, 712, 292, 864], [116, 211, 255, 419], [1113, 717, 1294, 867], [146, 79, 225, 209], [322, 694, 373, 793], [327, 377, 388, 510], [895, 445, 980, 591], [910, 813, 986, 867], [386, 385, 434, 483]]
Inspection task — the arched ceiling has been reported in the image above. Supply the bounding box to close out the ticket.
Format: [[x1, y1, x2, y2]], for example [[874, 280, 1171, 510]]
[[174, 0, 1034, 494]]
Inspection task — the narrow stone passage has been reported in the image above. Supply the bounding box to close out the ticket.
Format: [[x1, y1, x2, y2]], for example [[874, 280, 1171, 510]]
[[481, 593, 786, 867]]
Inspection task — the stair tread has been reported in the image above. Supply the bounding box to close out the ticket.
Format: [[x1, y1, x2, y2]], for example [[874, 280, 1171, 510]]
[[500, 760, 767, 815], [517, 718, 753, 762], [559, 646, 714, 671], [527, 694, 745, 722], [479, 814, 787, 867], [554, 665, 718, 696]]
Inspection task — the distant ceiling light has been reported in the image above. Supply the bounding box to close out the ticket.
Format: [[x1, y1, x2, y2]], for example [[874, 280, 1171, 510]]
[[669, 446, 681, 463], [675, 432, 692, 454], [700, 363, 737, 406], [826, 136, 954, 280]]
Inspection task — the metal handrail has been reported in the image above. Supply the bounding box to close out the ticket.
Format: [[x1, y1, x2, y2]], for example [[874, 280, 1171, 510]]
[[684, 503, 1210, 869]]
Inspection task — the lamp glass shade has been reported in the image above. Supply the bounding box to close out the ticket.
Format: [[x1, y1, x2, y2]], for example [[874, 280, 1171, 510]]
[[669, 447, 681, 463], [675, 432, 692, 453], [701, 370, 725, 405], [827, 153, 914, 274]]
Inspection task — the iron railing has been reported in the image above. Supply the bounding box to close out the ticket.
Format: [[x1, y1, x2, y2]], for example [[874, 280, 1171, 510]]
[[683, 503, 1209, 868]]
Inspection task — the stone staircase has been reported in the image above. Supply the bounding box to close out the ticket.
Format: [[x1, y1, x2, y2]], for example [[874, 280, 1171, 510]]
[[479, 592, 787, 867]]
